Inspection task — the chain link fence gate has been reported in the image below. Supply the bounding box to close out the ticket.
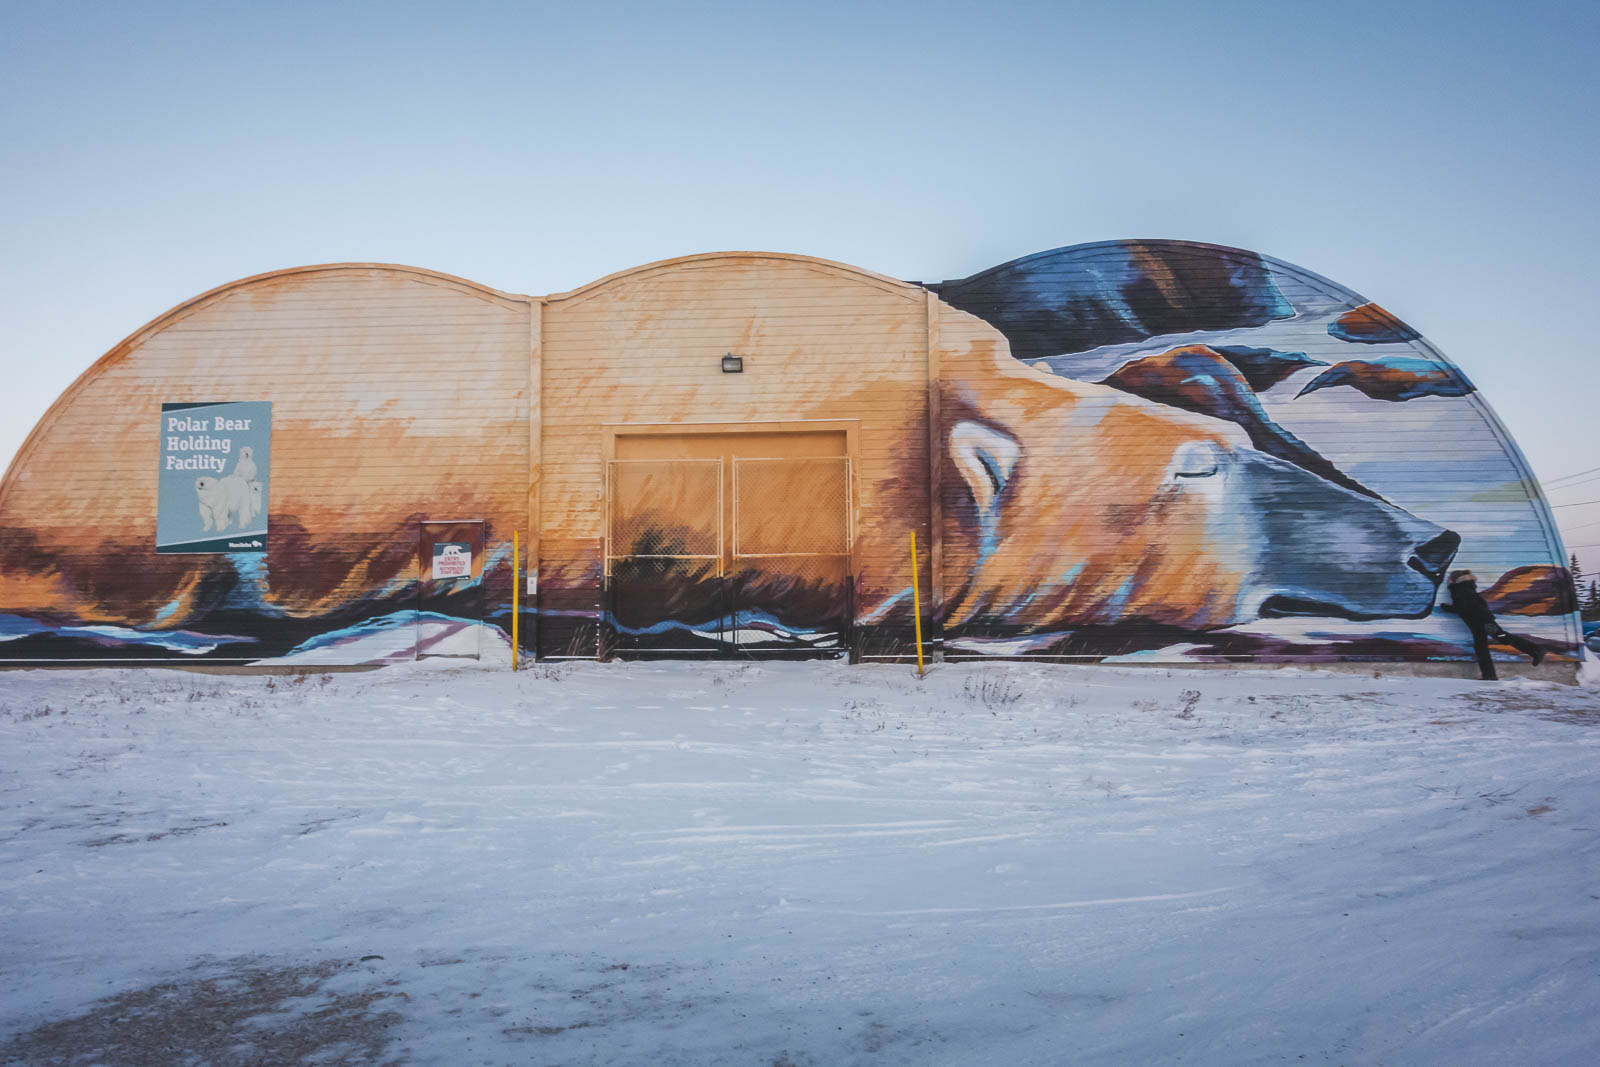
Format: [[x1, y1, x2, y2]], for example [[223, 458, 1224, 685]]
[[604, 452, 852, 657], [730, 456, 852, 655], [605, 458, 724, 654]]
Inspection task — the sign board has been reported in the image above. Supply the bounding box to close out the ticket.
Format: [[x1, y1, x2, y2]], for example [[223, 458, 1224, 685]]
[[156, 401, 272, 554], [433, 542, 472, 580]]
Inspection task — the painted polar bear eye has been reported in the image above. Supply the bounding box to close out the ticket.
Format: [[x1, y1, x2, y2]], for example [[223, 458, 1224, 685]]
[[1170, 440, 1222, 479]]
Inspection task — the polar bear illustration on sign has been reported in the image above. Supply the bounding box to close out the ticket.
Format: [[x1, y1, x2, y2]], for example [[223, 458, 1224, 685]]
[[195, 450, 262, 532], [195, 477, 220, 530], [195, 475, 256, 531]]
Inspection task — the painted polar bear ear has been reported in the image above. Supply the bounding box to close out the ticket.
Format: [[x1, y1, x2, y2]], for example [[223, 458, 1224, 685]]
[[950, 420, 1020, 513]]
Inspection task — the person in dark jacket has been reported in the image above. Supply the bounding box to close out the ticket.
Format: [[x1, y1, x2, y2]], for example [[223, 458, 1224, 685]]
[[1441, 569, 1545, 680]]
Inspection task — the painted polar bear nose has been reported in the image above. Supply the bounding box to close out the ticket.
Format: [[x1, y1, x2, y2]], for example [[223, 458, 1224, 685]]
[[1408, 530, 1461, 582]]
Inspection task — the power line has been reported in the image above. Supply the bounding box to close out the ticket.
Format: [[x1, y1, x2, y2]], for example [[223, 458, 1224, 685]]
[[1545, 464, 1600, 486], [1548, 463, 1600, 486], [1546, 473, 1600, 493], [1551, 499, 1600, 509]]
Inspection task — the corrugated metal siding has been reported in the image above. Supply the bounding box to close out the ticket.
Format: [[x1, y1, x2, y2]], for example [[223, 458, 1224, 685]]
[[537, 255, 928, 657], [931, 241, 1577, 659], [0, 266, 529, 661], [0, 242, 1576, 667]]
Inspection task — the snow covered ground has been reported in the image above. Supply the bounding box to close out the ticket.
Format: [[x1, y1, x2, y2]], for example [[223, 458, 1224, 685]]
[[3, 660, 1599, 1065]]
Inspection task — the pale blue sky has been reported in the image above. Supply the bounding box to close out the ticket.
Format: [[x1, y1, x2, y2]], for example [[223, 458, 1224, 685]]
[[3, 0, 1597, 568]]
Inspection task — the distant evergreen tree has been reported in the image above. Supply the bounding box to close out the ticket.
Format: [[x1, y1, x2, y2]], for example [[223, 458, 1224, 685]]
[[1589, 579, 1599, 613], [1574, 553, 1584, 585]]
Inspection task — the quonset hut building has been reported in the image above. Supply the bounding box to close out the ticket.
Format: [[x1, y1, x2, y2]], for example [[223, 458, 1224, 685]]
[[0, 241, 1581, 675]]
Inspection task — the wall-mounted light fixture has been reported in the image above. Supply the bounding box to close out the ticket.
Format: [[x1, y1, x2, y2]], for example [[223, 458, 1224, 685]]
[[721, 353, 744, 373]]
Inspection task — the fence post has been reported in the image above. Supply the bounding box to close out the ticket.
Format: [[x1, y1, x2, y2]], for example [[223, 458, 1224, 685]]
[[910, 530, 925, 677], [512, 531, 520, 672]]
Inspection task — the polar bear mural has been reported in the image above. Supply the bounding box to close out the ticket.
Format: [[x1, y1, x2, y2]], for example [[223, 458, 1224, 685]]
[[0, 251, 1575, 669]]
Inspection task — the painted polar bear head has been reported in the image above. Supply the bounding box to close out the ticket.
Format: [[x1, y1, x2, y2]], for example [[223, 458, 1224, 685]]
[[938, 336, 1459, 633]]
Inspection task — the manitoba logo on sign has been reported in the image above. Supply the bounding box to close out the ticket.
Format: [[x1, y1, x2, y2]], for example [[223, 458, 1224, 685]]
[[433, 543, 472, 580]]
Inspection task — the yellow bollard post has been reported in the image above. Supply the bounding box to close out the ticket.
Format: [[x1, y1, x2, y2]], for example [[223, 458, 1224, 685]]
[[512, 531, 520, 672], [910, 530, 925, 677]]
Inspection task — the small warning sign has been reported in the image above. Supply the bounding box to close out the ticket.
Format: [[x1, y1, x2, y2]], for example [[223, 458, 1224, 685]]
[[433, 542, 471, 580]]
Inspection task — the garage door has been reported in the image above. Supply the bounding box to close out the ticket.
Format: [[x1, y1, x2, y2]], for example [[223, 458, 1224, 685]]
[[606, 431, 851, 656]]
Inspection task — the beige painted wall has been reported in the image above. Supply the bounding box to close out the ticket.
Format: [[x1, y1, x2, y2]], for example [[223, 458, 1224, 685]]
[[0, 266, 530, 630], [535, 253, 935, 653]]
